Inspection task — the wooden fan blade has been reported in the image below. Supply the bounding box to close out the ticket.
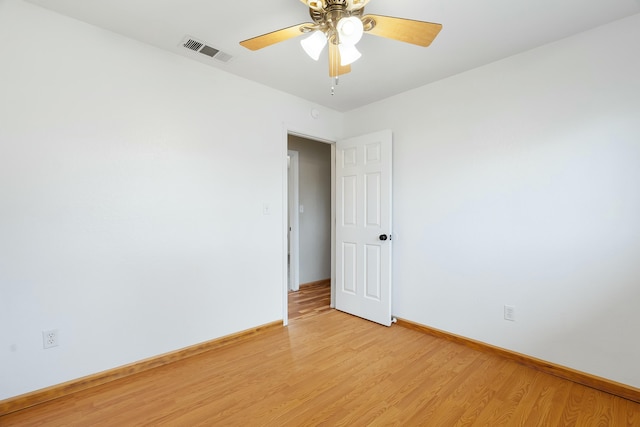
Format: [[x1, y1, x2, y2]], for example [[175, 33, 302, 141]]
[[363, 14, 442, 47], [328, 42, 351, 77], [240, 23, 313, 51]]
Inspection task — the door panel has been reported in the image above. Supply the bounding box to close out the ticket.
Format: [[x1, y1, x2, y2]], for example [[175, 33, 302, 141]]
[[342, 242, 357, 294], [365, 172, 381, 226], [342, 175, 357, 226], [365, 244, 381, 300], [335, 130, 392, 326]]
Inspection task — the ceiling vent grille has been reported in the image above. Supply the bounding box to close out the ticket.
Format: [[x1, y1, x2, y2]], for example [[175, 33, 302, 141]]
[[181, 36, 233, 63], [183, 39, 204, 52]]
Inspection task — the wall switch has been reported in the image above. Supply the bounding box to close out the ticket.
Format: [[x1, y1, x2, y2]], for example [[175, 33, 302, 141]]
[[43, 329, 59, 349], [262, 203, 271, 215], [299, 205, 304, 213], [504, 305, 516, 322]]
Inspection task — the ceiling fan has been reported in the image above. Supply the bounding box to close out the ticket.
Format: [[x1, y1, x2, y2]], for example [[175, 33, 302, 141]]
[[240, 0, 442, 78]]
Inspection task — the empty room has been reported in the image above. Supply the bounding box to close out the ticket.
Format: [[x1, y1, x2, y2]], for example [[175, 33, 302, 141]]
[[1, 0, 640, 424]]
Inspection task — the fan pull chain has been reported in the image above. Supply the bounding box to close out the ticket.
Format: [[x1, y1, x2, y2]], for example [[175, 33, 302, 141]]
[[331, 76, 339, 96]]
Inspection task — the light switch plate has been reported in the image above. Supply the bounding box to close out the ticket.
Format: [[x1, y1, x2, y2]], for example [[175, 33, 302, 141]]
[[504, 305, 516, 321]]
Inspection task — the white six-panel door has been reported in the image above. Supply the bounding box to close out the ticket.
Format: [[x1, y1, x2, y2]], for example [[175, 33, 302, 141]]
[[335, 130, 392, 326]]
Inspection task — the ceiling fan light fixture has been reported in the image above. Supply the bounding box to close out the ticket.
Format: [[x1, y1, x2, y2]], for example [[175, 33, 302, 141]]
[[243, 0, 443, 80], [301, 30, 328, 61], [346, 0, 371, 10], [337, 16, 364, 45], [307, 0, 324, 10], [338, 42, 361, 66]]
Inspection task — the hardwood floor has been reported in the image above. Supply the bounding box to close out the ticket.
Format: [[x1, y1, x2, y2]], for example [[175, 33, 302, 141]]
[[288, 279, 332, 321], [2, 284, 639, 426]]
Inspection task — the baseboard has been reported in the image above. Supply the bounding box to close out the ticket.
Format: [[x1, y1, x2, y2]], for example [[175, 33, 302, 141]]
[[299, 278, 331, 288], [395, 318, 640, 404], [0, 320, 282, 416]]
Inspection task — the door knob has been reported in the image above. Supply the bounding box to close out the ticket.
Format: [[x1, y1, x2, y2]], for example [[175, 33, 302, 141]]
[[379, 234, 388, 241]]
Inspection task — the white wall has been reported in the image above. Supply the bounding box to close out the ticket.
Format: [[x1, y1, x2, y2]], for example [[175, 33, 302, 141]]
[[0, 0, 342, 400], [288, 136, 332, 284], [345, 14, 640, 388]]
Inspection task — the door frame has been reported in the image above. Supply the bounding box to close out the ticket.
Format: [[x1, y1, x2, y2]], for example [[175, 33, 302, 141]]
[[282, 127, 336, 326], [287, 150, 300, 293]]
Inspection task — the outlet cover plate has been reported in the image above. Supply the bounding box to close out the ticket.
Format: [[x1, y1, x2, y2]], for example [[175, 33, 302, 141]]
[[43, 329, 59, 349]]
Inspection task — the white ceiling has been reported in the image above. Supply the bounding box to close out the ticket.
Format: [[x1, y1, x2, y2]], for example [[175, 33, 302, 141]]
[[25, 0, 640, 112]]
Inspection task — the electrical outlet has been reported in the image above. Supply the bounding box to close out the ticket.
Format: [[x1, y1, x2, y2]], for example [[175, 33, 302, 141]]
[[504, 305, 516, 322], [43, 329, 59, 349]]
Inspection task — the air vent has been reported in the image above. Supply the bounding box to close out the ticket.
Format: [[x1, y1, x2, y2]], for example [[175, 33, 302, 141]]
[[181, 36, 233, 63], [183, 39, 204, 52], [199, 45, 219, 58], [213, 51, 233, 63]]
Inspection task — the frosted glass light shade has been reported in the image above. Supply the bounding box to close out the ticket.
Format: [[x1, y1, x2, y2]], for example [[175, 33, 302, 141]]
[[338, 43, 361, 66], [337, 16, 364, 45], [301, 31, 327, 61]]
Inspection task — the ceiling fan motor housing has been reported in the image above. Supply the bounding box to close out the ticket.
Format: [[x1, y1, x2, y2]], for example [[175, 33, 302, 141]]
[[309, 0, 366, 42]]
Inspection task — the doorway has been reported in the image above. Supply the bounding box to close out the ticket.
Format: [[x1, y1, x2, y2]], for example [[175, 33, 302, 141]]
[[286, 134, 333, 323], [283, 129, 393, 326]]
